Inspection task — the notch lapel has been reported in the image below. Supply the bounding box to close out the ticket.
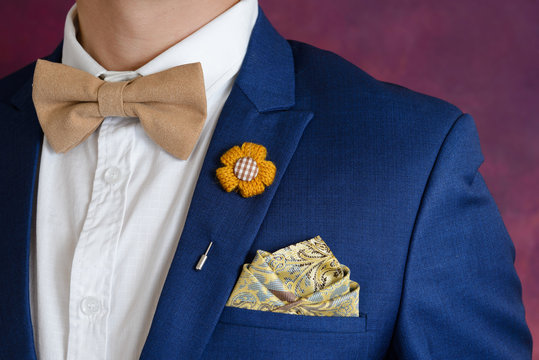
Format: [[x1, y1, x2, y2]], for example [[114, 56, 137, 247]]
[[140, 9, 313, 360]]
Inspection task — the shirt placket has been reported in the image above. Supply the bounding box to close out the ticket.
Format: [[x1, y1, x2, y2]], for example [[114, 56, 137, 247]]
[[66, 115, 134, 360]]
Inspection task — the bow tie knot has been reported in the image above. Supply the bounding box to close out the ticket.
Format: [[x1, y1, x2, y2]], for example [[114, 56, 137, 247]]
[[98, 80, 131, 117], [32, 59, 207, 159]]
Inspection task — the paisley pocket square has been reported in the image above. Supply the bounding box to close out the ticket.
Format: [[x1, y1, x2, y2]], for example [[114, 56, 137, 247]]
[[226, 236, 360, 317]]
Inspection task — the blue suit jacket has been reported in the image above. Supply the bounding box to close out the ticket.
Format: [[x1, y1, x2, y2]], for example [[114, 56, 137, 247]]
[[0, 8, 532, 360]]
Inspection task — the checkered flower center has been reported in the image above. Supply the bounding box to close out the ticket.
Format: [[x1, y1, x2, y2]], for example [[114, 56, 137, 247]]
[[234, 156, 259, 182], [216, 142, 276, 198]]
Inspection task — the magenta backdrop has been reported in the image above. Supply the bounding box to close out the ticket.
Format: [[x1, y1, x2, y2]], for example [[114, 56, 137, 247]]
[[1, 0, 537, 356]]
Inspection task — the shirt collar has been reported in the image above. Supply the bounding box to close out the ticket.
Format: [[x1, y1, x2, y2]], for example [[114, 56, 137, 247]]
[[62, 0, 258, 90]]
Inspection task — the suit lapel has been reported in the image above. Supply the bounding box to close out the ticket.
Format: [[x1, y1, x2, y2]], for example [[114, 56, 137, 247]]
[[0, 44, 62, 359], [140, 9, 312, 360]]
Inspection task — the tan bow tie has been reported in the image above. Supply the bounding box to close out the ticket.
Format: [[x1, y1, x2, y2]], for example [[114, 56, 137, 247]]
[[31, 59, 207, 160]]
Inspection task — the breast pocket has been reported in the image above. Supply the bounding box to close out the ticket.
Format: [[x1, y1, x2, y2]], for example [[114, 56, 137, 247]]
[[201, 307, 369, 360]]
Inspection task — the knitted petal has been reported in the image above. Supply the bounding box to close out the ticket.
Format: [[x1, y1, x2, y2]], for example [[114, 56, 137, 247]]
[[241, 142, 267, 163], [216, 166, 239, 192], [220, 145, 244, 167], [238, 177, 266, 198], [257, 160, 276, 186]]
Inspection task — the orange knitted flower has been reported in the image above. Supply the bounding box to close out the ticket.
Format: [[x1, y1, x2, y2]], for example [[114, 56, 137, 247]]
[[216, 143, 276, 198]]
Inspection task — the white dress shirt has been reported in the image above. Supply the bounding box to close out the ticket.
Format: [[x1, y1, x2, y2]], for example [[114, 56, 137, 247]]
[[29, 1, 258, 359]]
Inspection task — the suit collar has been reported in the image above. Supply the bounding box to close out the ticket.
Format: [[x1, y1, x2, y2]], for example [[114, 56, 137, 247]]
[[234, 8, 295, 112]]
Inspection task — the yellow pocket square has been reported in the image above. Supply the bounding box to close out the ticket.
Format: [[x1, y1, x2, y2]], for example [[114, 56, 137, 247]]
[[226, 236, 360, 317]]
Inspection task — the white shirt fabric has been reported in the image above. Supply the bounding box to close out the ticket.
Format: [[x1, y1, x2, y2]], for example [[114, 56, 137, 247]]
[[29, 1, 258, 359]]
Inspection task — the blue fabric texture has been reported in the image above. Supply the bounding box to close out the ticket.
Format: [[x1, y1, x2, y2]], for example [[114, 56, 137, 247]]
[[0, 7, 532, 360]]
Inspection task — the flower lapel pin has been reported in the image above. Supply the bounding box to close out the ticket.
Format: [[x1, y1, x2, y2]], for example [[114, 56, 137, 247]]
[[216, 142, 276, 198]]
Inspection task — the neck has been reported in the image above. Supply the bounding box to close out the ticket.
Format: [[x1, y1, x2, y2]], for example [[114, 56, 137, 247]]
[[76, 0, 239, 71]]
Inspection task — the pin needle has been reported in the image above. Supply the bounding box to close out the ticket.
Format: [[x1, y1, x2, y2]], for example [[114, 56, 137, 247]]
[[195, 242, 213, 271]]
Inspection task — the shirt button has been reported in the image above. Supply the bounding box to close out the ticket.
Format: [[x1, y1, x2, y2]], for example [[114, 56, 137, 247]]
[[80, 296, 101, 315], [104, 167, 121, 184]]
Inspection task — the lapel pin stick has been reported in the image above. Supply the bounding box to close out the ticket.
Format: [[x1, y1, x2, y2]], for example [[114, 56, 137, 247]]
[[195, 242, 213, 271]]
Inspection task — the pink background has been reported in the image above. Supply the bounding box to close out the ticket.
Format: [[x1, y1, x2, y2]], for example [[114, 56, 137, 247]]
[[1, 0, 537, 356]]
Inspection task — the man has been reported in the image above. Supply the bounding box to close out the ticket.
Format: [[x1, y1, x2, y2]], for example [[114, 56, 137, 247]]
[[0, 0, 532, 358]]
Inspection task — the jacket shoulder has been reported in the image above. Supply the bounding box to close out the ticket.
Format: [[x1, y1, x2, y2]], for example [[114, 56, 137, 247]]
[[288, 40, 462, 131]]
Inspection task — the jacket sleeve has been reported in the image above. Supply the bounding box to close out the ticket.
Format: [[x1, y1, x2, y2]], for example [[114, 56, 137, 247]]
[[388, 113, 532, 359]]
